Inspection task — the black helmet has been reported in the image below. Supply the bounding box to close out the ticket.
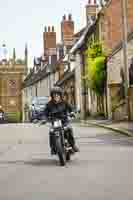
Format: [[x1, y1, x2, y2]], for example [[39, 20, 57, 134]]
[[50, 87, 63, 98]]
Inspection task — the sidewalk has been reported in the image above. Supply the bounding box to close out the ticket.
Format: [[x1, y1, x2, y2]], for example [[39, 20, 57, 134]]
[[80, 119, 133, 137]]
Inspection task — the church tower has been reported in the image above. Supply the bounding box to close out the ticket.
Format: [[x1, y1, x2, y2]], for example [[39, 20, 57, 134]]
[[1, 44, 8, 63], [0, 45, 27, 122]]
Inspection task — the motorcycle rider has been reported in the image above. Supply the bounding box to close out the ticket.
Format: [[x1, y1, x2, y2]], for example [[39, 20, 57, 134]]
[[43, 87, 79, 154]]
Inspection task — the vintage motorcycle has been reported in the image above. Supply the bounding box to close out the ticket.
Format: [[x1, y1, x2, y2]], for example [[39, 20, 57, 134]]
[[40, 114, 75, 166]]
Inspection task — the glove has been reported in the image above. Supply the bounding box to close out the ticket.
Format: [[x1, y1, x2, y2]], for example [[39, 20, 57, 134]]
[[39, 119, 47, 126], [70, 112, 76, 118]]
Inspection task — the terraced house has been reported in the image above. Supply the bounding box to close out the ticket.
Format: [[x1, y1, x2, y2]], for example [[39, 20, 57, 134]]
[[23, 0, 133, 122], [22, 0, 100, 121]]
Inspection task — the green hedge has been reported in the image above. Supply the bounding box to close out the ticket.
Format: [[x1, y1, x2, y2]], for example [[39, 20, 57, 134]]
[[6, 112, 22, 123]]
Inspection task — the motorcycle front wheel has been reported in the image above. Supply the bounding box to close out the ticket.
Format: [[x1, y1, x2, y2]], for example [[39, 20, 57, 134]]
[[66, 151, 71, 161], [55, 137, 66, 166]]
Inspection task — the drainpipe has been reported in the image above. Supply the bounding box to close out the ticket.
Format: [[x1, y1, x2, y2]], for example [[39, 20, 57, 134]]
[[81, 53, 87, 120], [121, 0, 129, 119]]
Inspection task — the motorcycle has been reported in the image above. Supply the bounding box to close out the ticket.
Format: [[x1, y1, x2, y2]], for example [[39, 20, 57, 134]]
[[40, 114, 75, 166]]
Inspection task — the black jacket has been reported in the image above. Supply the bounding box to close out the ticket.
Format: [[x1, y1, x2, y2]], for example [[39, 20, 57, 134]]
[[43, 100, 72, 122]]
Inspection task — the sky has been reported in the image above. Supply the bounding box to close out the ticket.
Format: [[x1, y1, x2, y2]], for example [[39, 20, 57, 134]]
[[0, 0, 90, 67]]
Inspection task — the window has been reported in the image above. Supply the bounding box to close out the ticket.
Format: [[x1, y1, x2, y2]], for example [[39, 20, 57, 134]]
[[129, 58, 133, 85]]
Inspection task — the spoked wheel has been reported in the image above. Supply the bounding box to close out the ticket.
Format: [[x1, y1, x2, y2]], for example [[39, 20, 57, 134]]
[[56, 137, 66, 166]]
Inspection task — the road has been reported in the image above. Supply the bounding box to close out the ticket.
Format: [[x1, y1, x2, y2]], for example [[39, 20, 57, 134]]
[[0, 123, 133, 200]]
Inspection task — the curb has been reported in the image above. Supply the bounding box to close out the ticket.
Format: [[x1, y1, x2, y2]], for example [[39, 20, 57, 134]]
[[80, 120, 133, 137]]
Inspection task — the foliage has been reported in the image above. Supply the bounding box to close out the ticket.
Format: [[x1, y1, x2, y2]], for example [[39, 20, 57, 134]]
[[84, 41, 107, 96], [7, 112, 22, 123]]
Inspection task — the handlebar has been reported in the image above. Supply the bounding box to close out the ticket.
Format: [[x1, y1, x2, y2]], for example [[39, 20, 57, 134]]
[[39, 112, 76, 126]]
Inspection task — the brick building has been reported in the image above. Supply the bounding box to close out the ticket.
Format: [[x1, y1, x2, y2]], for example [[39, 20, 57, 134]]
[[99, 0, 133, 120], [99, 0, 133, 50], [55, 14, 76, 105], [23, 26, 57, 121]]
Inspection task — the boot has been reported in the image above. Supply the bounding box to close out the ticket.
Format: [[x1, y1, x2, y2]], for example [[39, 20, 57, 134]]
[[51, 148, 56, 155]]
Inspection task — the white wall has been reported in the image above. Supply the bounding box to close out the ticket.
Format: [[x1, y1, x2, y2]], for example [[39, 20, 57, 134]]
[[107, 37, 133, 119], [74, 53, 83, 112], [107, 38, 133, 85]]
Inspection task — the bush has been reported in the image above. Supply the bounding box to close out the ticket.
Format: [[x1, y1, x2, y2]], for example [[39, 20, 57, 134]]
[[6, 112, 22, 123], [84, 42, 107, 96]]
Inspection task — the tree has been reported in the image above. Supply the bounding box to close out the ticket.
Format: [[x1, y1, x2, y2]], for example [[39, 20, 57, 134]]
[[84, 41, 107, 96], [83, 41, 108, 116]]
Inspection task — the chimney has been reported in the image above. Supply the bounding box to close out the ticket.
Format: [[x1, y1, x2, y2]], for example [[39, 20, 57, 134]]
[[61, 14, 74, 47], [86, 0, 98, 25], [63, 15, 66, 21], [43, 26, 56, 56]]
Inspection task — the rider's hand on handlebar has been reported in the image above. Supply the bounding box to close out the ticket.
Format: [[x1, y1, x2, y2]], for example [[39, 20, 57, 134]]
[[39, 119, 47, 126], [70, 112, 76, 118]]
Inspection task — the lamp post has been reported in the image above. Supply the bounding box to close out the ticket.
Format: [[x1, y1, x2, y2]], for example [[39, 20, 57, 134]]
[[121, 0, 129, 118], [47, 67, 51, 95], [47, 56, 52, 95], [121, 0, 129, 94]]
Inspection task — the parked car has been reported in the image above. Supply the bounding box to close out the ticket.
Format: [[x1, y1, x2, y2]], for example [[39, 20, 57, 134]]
[[29, 96, 49, 122], [0, 111, 5, 123]]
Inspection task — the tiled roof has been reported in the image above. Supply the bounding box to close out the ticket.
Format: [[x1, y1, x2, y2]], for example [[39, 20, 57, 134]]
[[73, 27, 86, 38], [70, 21, 97, 54], [23, 55, 57, 88], [55, 70, 75, 86]]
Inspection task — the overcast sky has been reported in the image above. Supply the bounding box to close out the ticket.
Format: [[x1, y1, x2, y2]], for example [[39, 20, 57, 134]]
[[0, 0, 91, 66]]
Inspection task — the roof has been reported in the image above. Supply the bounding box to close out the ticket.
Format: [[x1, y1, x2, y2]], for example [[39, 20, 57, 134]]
[[73, 27, 86, 38], [70, 21, 97, 54], [23, 55, 57, 88], [108, 27, 133, 59], [55, 70, 75, 86], [23, 66, 49, 88]]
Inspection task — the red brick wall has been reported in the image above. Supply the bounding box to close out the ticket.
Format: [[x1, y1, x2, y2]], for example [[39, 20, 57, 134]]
[[127, 0, 133, 33], [100, 0, 133, 50], [43, 26, 56, 55]]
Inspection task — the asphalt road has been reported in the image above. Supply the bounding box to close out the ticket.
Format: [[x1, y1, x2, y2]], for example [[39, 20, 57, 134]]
[[0, 123, 133, 200]]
